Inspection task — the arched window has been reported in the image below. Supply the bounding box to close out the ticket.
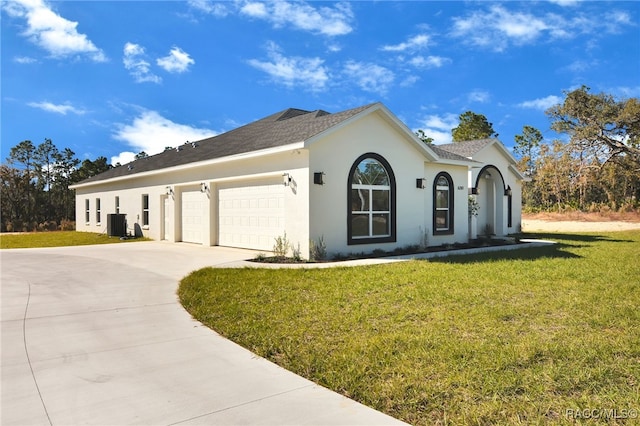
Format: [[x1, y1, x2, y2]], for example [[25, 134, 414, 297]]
[[433, 172, 454, 235], [348, 153, 396, 244]]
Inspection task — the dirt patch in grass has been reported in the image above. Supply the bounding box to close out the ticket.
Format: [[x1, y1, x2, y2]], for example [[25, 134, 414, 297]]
[[522, 212, 640, 233], [523, 211, 640, 222]]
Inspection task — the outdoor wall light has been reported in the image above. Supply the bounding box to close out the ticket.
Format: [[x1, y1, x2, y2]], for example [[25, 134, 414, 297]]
[[314, 172, 325, 185], [471, 187, 479, 195], [416, 178, 426, 189], [200, 182, 208, 193], [283, 173, 292, 187], [504, 185, 512, 197]]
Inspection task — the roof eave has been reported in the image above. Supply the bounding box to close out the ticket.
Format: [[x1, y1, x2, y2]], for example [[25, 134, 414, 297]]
[[436, 158, 480, 167], [509, 164, 528, 181], [70, 142, 305, 189]]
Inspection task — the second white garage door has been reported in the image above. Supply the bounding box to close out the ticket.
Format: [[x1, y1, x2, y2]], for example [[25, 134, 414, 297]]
[[218, 182, 285, 251], [181, 190, 204, 244]]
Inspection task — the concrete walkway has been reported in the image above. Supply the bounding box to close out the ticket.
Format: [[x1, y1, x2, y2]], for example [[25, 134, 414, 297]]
[[1, 242, 406, 425]]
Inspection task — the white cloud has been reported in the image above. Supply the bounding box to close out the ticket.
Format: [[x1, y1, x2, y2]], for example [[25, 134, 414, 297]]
[[450, 5, 633, 52], [451, 5, 548, 51], [110, 151, 137, 166], [414, 113, 458, 145], [343, 61, 395, 95], [187, 0, 229, 17], [408, 55, 451, 69], [468, 90, 490, 103], [239, 1, 353, 36], [518, 95, 562, 110], [28, 101, 86, 115], [399, 75, 420, 88], [248, 42, 328, 92], [548, 0, 581, 6], [603, 10, 633, 33], [157, 47, 195, 73], [326, 43, 343, 53], [381, 34, 430, 52], [608, 86, 640, 99], [3, 0, 107, 61], [240, 2, 267, 18], [112, 110, 216, 165], [14, 56, 38, 64], [564, 60, 591, 73], [123, 42, 162, 84]]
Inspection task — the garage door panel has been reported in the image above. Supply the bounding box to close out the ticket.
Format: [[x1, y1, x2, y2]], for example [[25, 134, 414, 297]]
[[218, 182, 285, 251], [181, 191, 204, 244]]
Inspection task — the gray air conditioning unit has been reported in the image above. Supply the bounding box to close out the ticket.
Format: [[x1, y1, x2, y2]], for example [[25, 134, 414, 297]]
[[107, 214, 127, 237]]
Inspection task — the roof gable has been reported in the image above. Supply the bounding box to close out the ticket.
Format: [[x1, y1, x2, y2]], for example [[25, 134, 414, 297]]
[[303, 103, 447, 163], [438, 138, 520, 164], [437, 138, 526, 179]]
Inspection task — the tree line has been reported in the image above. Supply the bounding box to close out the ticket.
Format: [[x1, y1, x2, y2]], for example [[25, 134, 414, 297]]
[[417, 86, 640, 213], [1, 139, 111, 232]]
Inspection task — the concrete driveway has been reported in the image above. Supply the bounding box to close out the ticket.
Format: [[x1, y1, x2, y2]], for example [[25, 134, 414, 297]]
[[1, 242, 405, 425]]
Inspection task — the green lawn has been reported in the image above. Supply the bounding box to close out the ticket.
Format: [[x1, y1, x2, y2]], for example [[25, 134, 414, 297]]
[[0, 231, 148, 249], [179, 231, 640, 425]]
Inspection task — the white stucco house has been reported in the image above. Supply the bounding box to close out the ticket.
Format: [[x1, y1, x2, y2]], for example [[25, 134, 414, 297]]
[[71, 103, 525, 258]]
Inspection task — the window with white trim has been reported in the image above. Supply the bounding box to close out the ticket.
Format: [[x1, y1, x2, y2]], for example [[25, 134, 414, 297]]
[[96, 198, 101, 224], [348, 153, 396, 244], [115, 196, 120, 214], [85, 199, 90, 223]]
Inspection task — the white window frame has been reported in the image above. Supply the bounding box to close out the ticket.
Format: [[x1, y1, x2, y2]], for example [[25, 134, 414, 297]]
[[351, 183, 391, 239], [85, 199, 90, 224]]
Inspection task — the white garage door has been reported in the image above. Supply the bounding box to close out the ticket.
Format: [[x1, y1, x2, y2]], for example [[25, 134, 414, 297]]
[[181, 190, 204, 244], [218, 182, 285, 251]]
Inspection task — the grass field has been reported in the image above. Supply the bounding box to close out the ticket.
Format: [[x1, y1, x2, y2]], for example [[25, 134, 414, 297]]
[[0, 231, 148, 249], [179, 231, 640, 425]]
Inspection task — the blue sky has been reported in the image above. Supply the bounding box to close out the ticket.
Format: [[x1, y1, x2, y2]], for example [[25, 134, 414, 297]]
[[2, 0, 639, 166]]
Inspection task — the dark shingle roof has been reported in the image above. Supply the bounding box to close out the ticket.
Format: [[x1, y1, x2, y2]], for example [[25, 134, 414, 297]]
[[78, 103, 376, 184], [429, 145, 476, 162], [436, 138, 494, 158]]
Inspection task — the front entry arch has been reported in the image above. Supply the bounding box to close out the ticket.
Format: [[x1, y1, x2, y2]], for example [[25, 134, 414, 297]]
[[473, 165, 506, 236]]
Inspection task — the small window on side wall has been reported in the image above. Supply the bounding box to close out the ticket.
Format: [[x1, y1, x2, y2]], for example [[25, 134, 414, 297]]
[[96, 198, 101, 224], [347, 153, 396, 245], [85, 199, 90, 224], [142, 194, 149, 227], [433, 172, 454, 235]]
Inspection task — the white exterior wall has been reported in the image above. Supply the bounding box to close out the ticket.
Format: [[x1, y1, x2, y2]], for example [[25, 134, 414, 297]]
[[511, 179, 523, 232], [308, 111, 470, 257], [75, 149, 310, 254]]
